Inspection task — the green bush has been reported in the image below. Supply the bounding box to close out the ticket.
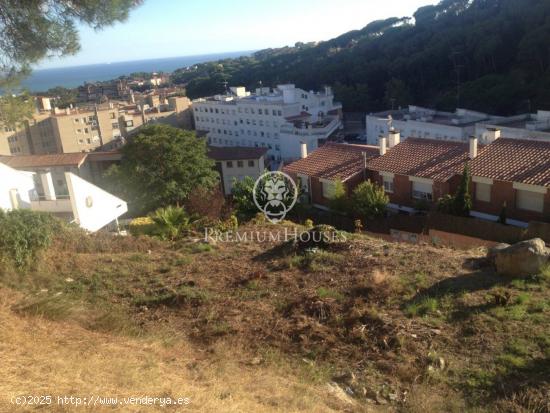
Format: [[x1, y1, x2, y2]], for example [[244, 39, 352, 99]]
[[351, 180, 388, 220], [149, 206, 191, 240], [128, 216, 156, 236], [328, 180, 351, 215], [232, 176, 257, 216], [0, 209, 61, 268]]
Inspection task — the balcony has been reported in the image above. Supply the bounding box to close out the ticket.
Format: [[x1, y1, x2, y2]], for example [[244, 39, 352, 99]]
[[30, 197, 72, 213], [281, 118, 341, 137]]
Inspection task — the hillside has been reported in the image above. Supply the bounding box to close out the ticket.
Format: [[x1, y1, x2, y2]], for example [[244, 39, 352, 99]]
[[173, 0, 550, 115], [1, 222, 549, 411]]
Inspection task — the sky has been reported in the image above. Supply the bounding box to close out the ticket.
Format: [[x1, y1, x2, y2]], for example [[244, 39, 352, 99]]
[[37, 0, 439, 69]]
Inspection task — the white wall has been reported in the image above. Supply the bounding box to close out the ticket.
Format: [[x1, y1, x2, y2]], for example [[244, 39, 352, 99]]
[[193, 84, 341, 161], [366, 116, 470, 145], [0, 162, 36, 211], [66, 173, 128, 232], [219, 156, 265, 195]]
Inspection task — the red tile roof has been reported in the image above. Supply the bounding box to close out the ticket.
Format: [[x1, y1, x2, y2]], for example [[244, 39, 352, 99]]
[[367, 138, 470, 182], [283, 142, 379, 182], [469, 138, 550, 187], [207, 146, 268, 161], [0, 153, 88, 169]]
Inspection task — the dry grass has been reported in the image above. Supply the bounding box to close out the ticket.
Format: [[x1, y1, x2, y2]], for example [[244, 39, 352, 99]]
[[0, 288, 359, 413], [1, 222, 549, 412]]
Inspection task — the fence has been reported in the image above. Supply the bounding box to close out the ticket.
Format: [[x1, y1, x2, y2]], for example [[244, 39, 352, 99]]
[[291, 207, 550, 245]]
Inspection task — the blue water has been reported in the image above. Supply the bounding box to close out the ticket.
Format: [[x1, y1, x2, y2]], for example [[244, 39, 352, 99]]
[[21, 51, 253, 92]]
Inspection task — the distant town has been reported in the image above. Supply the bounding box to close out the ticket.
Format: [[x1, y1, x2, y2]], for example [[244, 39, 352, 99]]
[[1, 71, 549, 229]]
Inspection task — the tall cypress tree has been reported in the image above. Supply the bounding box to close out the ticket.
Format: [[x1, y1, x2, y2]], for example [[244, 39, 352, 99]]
[[452, 163, 472, 217]]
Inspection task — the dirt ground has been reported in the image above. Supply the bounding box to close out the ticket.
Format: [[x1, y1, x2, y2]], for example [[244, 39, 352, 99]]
[[1, 222, 549, 412]]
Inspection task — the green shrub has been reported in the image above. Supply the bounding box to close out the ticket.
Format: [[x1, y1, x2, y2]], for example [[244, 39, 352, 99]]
[[0, 209, 60, 268], [351, 180, 388, 220], [128, 216, 156, 236], [149, 206, 191, 240], [328, 180, 351, 215], [232, 176, 257, 216]]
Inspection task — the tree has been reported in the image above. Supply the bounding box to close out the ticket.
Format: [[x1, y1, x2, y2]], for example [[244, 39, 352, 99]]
[[384, 78, 412, 109], [231, 176, 257, 216], [104, 125, 218, 214], [0, 92, 34, 128], [46, 86, 78, 109], [329, 180, 351, 215], [0, 0, 141, 86], [452, 163, 472, 217], [351, 180, 389, 220]]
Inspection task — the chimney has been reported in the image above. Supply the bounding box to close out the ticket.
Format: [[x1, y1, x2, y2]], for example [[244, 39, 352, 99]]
[[485, 127, 501, 144], [388, 130, 401, 148], [379, 136, 387, 156], [300, 142, 308, 159], [469, 136, 478, 159]]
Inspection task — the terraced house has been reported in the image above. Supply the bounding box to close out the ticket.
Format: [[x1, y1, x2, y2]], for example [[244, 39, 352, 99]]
[[284, 128, 550, 225]]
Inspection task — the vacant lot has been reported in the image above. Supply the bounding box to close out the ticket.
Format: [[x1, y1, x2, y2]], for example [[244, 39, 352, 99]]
[[1, 222, 549, 412]]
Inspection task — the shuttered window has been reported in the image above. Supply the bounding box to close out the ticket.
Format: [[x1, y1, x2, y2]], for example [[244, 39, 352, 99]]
[[412, 181, 433, 201], [516, 190, 544, 213], [476, 183, 491, 202]]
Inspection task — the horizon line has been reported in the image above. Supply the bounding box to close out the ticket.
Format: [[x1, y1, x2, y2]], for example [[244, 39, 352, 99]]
[[34, 49, 257, 72]]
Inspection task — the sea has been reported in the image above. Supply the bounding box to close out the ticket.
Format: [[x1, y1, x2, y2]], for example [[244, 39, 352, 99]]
[[20, 50, 253, 92]]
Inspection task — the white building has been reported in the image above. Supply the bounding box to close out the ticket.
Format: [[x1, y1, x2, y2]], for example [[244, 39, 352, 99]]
[[475, 110, 550, 143], [193, 84, 342, 162], [0, 160, 127, 232], [366, 105, 501, 145]]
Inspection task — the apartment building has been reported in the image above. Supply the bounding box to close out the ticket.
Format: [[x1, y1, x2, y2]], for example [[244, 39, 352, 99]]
[[193, 84, 342, 162], [50, 105, 122, 153], [366, 106, 500, 145], [0, 95, 193, 156], [475, 110, 550, 142]]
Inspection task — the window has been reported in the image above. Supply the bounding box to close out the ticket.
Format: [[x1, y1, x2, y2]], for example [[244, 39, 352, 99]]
[[475, 183, 491, 202], [112, 122, 119, 129], [383, 177, 394, 193], [248, 160, 255, 167], [322, 181, 336, 199], [517, 189, 544, 213], [226, 161, 233, 168], [412, 181, 433, 201], [110, 112, 116, 119], [237, 161, 244, 168]]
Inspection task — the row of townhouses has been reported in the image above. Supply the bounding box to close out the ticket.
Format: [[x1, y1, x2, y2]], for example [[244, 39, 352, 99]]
[[192, 84, 343, 163], [284, 128, 550, 226]]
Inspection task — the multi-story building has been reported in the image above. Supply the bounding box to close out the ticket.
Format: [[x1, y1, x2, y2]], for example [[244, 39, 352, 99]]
[[366, 106, 500, 145], [50, 104, 122, 153], [475, 110, 550, 142], [192, 84, 342, 162], [0, 95, 193, 155]]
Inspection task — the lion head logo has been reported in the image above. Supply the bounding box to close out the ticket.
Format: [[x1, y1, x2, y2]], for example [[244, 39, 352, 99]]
[[253, 172, 298, 223]]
